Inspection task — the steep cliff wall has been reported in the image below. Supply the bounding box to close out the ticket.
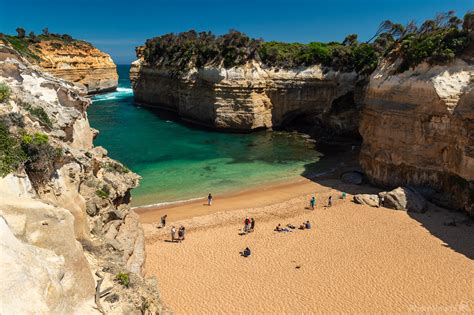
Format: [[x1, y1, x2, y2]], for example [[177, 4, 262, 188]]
[[34, 40, 118, 94], [360, 58, 473, 214], [0, 45, 166, 313], [1, 36, 118, 94], [130, 60, 361, 133]]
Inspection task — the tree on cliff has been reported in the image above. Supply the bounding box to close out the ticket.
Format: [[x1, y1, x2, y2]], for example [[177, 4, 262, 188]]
[[42, 28, 49, 36], [15, 27, 25, 38]]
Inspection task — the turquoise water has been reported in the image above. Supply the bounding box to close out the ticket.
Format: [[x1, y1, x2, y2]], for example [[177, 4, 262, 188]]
[[88, 65, 322, 207]]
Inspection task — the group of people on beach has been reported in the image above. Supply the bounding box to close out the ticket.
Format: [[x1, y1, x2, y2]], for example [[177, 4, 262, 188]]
[[308, 191, 346, 210], [243, 217, 255, 233], [171, 225, 186, 242], [275, 220, 311, 232]]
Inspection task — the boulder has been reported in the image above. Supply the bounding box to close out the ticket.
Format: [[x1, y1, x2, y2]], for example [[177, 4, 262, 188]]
[[341, 172, 363, 185], [353, 194, 380, 207], [379, 187, 427, 213]]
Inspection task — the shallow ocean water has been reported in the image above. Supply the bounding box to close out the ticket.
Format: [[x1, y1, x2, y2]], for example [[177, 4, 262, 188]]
[[88, 65, 322, 206]]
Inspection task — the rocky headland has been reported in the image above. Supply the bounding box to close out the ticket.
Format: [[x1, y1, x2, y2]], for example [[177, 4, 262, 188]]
[[0, 44, 166, 313], [130, 12, 473, 214], [130, 60, 363, 136], [1, 33, 118, 94]]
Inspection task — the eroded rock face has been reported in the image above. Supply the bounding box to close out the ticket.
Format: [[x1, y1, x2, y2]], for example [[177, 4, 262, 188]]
[[0, 45, 165, 313], [379, 187, 427, 213], [2, 39, 118, 94], [130, 60, 361, 133], [360, 60, 474, 214]]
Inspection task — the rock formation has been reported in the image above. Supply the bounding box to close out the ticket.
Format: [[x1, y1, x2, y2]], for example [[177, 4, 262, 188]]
[[1, 36, 118, 94], [131, 51, 473, 214], [0, 44, 166, 313], [130, 59, 362, 135], [360, 57, 473, 214]]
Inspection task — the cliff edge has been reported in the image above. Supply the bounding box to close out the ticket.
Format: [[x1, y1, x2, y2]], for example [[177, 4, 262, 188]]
[[1, 33, 118, 94], [0, 44, 166, 314]]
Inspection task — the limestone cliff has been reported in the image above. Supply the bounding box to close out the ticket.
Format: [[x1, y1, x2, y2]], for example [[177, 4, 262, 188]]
[[0, 45, 166, 313], [130, 59, 361, 134], [1, 36, 118, 94], [360, 58, 473, 214]]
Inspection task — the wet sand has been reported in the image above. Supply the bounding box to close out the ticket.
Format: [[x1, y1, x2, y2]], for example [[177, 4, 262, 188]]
[[139, 179, 474, 314]]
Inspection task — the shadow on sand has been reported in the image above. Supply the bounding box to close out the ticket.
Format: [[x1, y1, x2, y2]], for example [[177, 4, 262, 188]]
[[301, 149, 474, 260]]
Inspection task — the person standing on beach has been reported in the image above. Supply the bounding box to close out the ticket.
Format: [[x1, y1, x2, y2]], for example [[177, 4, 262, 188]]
[[208, 193, 213, 206], [250, 218, 255, 232], [379, 196, 384, 208], [171, 226, 177, 242], [310, 196, 316, 210], [244, 217, 250, 233], [181, 226, 186, 240], [327, 195, 333, 207], [160, 214, 168, 228]]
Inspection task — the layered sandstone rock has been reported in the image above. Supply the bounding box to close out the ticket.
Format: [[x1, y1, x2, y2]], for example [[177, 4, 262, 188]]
[[130, 60, 361, 133], [32, 40, 118, 94], [0, 45, 166, 313], [360, 59, 473, 214]]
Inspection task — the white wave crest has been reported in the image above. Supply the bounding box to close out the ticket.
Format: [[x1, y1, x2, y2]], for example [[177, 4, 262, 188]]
[[92, 87, 133, 102]]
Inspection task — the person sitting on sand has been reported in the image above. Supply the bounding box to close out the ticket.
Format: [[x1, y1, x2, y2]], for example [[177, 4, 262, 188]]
[[250, 218, 255, 232], [242, 247, 251, 257], [208, 193, 213, 206], [305, 221, 311, 229], [171, 226, 177, 242], [341, 192, 346, 199], [275, 224, 291, 232], [310, 196, 316, 210], [160, 214, 168, 228]]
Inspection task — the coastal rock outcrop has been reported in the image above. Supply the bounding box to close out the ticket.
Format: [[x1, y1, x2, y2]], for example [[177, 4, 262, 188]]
[[379, 187, 427, 213], [353, 194, 380, 207], [130, 60, 361, 134], [0, 44, 166, 313], [359, 58, 473, 214], [1, 35, 118, 94]]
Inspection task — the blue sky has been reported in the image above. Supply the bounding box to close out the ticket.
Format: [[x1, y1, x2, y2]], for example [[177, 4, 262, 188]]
[[1, 0, 472, 64]]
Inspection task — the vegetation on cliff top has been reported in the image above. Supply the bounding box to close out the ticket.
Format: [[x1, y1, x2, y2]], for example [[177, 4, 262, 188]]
[[139, 11, 472, 76], [0, 28, 92, 62]]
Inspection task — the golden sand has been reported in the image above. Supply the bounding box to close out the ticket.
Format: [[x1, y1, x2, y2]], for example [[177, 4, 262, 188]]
[[139, 179, 473, 314]]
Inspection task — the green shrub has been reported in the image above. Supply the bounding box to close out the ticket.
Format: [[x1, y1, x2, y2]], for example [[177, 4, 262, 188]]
[[0, 122, 27, 176], [115, 272, 130, 288], [23, 103, 53, 128], [95, 185, 110, 199], [0, 83, 10, 103], [105, 162, 130, 174], [138, 12, 471, 76], [21, 132, 57, 187]]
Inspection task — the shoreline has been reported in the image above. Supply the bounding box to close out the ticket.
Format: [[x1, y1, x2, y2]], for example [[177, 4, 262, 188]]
[[135, 173, 352, 225]]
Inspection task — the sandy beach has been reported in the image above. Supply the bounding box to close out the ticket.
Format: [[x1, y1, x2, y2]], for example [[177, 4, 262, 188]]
[[138, 178, 473, 314]]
